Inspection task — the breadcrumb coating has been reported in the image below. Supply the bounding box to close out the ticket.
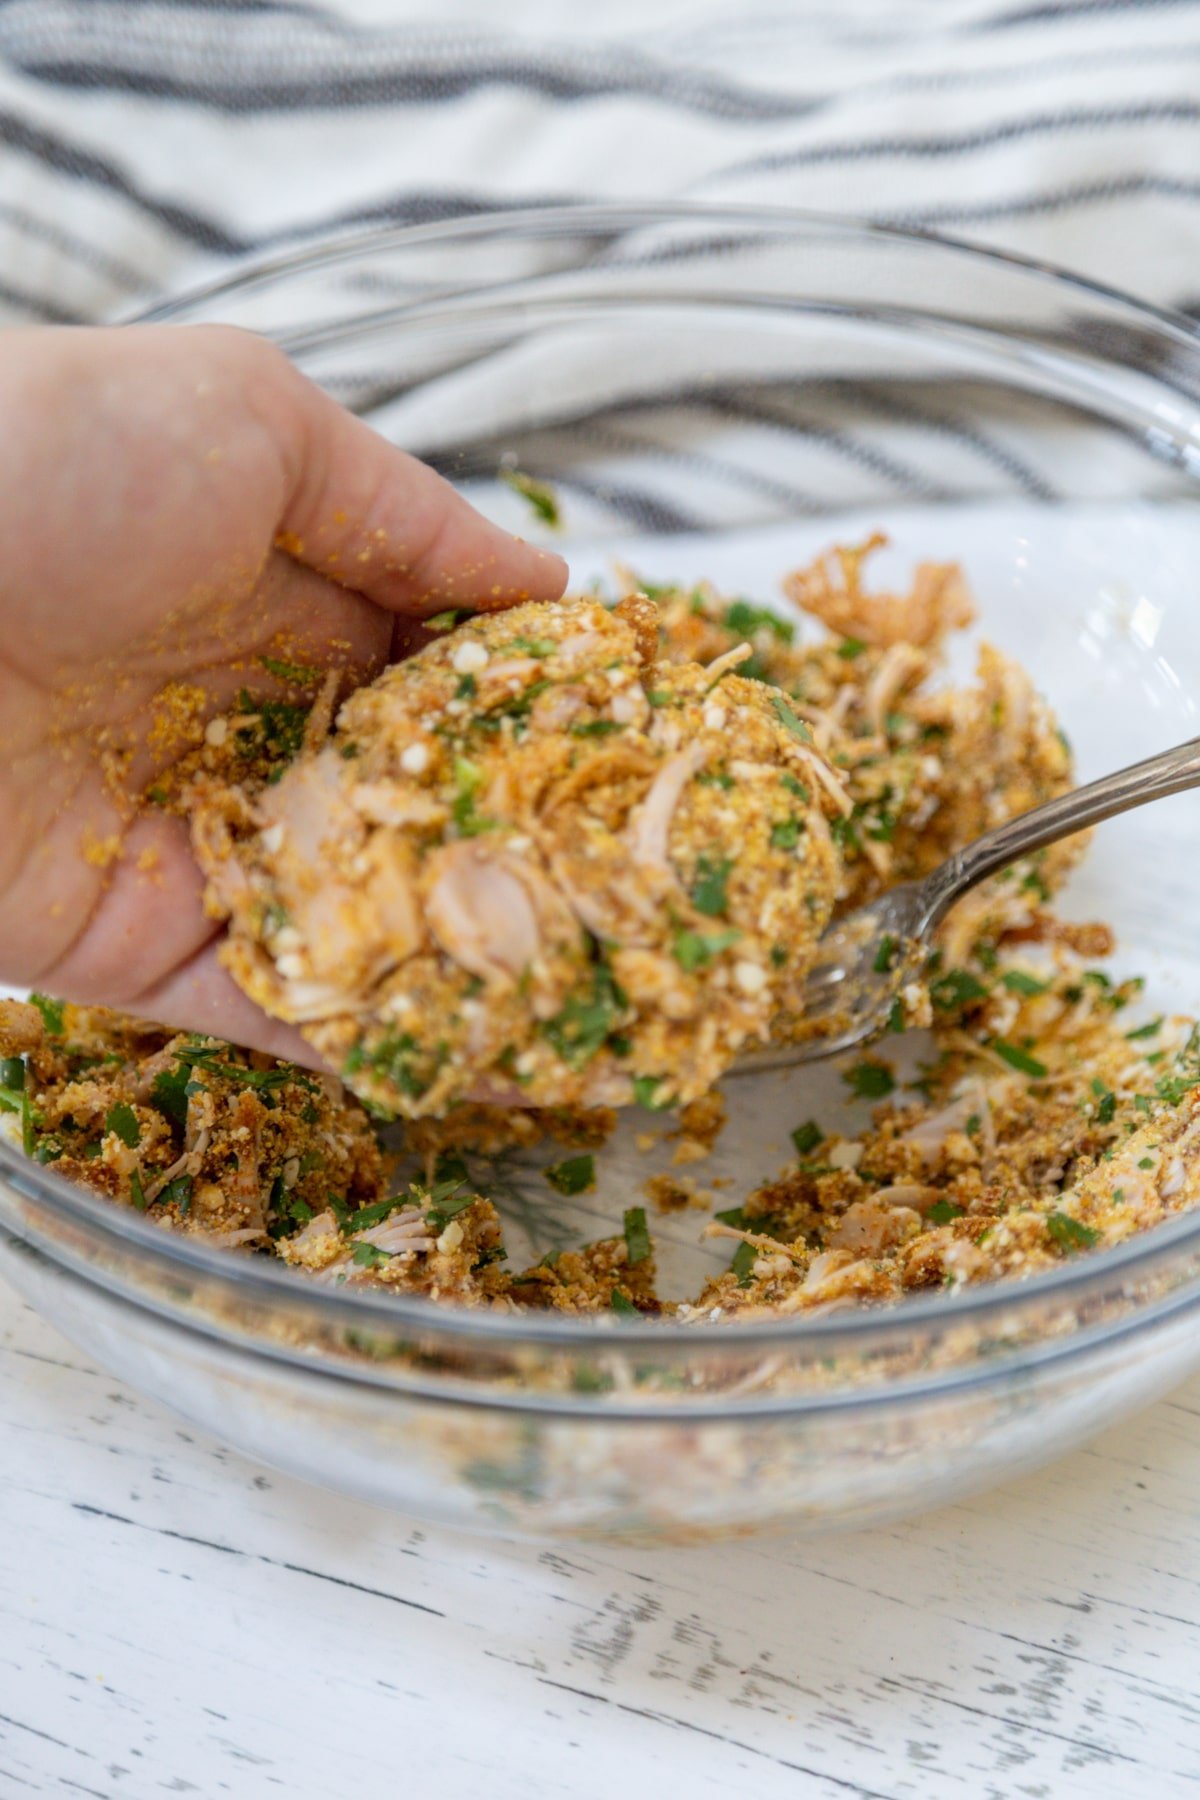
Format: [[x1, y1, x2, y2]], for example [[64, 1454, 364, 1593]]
[[189, 594, 842, 1117]]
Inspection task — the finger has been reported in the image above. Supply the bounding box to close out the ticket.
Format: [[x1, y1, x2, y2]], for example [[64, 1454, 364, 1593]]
[[257, 338, 570, 619], [127, 944, 327, 1071]]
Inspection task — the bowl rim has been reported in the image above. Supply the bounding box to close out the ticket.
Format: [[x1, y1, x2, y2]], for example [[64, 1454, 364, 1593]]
[[8, 199, 1189, 1368], [129, 198, 1200, 352], [7, 1124, 1200, 1355]]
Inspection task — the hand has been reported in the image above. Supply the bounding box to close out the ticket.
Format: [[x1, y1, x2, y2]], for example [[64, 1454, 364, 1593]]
[[0, 324, 567, 1058]]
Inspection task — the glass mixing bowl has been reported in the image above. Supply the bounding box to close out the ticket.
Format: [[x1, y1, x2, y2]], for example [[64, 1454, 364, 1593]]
[[3, 205, 1200, 1543]]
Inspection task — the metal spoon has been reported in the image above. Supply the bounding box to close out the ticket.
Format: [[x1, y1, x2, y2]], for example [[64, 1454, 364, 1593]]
[[738, 733, 1200, 1073]]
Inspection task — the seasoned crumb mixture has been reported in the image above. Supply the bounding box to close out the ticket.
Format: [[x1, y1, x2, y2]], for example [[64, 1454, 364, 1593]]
[[9, 538, 1198, 1326], [188, 594, 841, 1115]]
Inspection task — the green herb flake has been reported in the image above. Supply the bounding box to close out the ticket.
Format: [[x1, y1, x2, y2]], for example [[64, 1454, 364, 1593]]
[[781, 774, 810, 802], [1125, 1017, 1164, 1041], [835, 636, 868, 660], [150, 1062, 191, 1127], [633, 1076, 669, 1111], [502, 469, 561, 527], [672, 927, 740, 972], [1138, 1156, 1155, 1170], [1046, 1211, 1101, 1253], [771, 695, 812, 743], [259, 653, 320, 685], [690, 855, 732, 917], [698, 767, 735, 791], [1090, 1077, 1117, 1125], [542, 963, 627, 1070], [351, 1242, 394, 1269], [570, 718, 625, 738], [873, 934, 898, 975], [844, 1062, 895, 1100], [730, 1241, 758, 1288], [725, 600, 795, 644], [29, 993, 65, 1037], [426, 609, 465, 633], [104, 1102, 141, 1149], [545, 1154, 595, 1196], [0, 1057, 25, 1093], [990, 1039, 1048, 1080], [623, 1206, 651, 1266], [927, 1199, 965, 1225], [931, 968, 989, 1010], [609, 1287, 639, 1317], [161, 1174, 193, 1214], [791, 1120, 824, 1157], [1002, 970, 1050, 997], [770, 818, 804, 851], [129, 1167, 148, 1211]]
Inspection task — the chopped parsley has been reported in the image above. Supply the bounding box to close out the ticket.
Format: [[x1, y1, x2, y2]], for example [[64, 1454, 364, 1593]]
[[1046, 1211, 1101, 1252], [545, 1154, 595, 1196], [160, 1174, 193, 1214], [724, 600, 794, 644], [502, 634, 557, 657], [835, 636, 868, 660], [1090, 1078, 1117, 1125], [873, 934, 899, 975], [844, 1062, 895, 1100], [791, 1120, 824, 1157], [609, 1288, 639, 1317], [1125, 1017, 1164, 1041], [697, 767, 735, 791], [633, 1075, 669, 1111], [926, 1199, 965, 1225], [236, 689, 308, 774], [542, 962, 627, 1069], [351, 1242, 393, 1269], [730, 1241, 758, 1287], [29, 993, 65, 1037], [1001, 970, 1050, 997], [501, 469, 561, 527], [104, 1103, 140, 1148], [344, 1032, 435, 1100], [623, 1206, 651, 1265], [672, 927, 740, 972], [451, 756, 498, 838], [781, 773, 810, 802], [259, 653, 320, 685], [930, 968, 989, 1010], [990, 1039, 1048, 1080], [570, 718, 624, 738], [770, 818, 804, 850], [771, 695, 812, 743], [690, 855, 732, 917], [150, 1061, 191, 1127]]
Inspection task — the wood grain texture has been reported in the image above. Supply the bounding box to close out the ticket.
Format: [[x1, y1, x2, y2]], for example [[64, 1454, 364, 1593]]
[[3, 1281, 1200, 1800]]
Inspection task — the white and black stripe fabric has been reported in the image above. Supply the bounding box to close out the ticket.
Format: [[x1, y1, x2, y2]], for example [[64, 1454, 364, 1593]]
[[1, 0, 1200, 327], [0, 0, 1198, 535]]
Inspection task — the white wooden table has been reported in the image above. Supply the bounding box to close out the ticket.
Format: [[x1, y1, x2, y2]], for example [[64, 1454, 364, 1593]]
[[4, 1281, 1200, 1800]]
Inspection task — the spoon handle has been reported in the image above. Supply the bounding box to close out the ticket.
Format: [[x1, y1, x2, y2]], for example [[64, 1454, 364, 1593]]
[[918, 733, 1200, 932]]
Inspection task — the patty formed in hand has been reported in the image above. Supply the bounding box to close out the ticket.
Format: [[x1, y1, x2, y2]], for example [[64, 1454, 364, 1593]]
[[190, 595, 842, 1116]]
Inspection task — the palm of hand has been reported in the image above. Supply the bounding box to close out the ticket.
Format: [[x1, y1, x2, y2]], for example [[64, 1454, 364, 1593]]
[[0, 326, 565, 1054]]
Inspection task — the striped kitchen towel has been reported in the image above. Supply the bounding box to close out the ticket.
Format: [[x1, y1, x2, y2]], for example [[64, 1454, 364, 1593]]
[[0, 0, 1199, 327]]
